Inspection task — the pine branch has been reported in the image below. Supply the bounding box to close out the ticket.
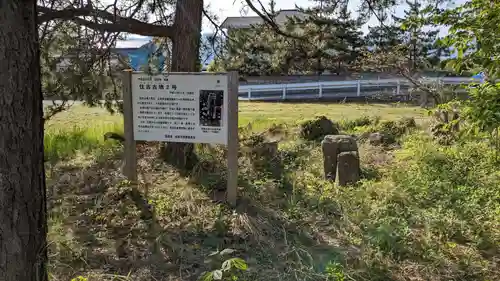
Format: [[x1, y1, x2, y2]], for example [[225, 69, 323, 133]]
[[37, 5, 175, 38]]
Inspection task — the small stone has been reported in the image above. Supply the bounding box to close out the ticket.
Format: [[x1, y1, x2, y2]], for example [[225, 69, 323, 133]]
[[336, 151, 360, 186]]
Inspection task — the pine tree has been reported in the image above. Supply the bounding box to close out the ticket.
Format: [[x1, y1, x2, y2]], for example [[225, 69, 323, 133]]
[[293, 0, 364, 74], [222, 0, 365, 75], [365, 24, 405, 52], [392, 0, 450, 70]]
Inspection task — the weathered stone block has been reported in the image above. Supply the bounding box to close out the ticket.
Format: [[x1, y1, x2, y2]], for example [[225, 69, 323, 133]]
[[321, 135, 358, 180], [336, 151, 360, 186]]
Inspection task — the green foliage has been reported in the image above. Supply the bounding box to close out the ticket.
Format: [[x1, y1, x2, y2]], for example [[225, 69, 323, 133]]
[[436, 0, 500, 77], [390, 135, 500, 247], [44, 122, 123, 163], [392, 0, 449, 69], [199, 249, 248, 281], [299, 116, 339, 141], [433, 0, 500, 155], [324, 261, 345, 281], [462, 82, 500, 159], [339, 115, 380, 131], [46, 104, 500, 281], [371, 117, 417, 139], [40, 21, 122, 119], [365, 25, 404, 52], [223, 4, 364, 75], [428, 101, 462, 144], [463, 82, 500, 132], [207, 59, 225, 72]]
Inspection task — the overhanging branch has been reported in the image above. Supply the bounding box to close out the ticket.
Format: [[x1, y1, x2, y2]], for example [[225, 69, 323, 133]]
[[38, 6, 175, 38]]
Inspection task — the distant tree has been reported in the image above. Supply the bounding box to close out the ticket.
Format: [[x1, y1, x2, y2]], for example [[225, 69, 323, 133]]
[[365, 24, 405, 52], [223, 24, 289, 75], [295, 0, 364, 74], [223, 0, 364, 76], [393, 0, 450, 70]]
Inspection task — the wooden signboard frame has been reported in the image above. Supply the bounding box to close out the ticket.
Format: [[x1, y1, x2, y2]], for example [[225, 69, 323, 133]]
[[121, 70, 239, 206]]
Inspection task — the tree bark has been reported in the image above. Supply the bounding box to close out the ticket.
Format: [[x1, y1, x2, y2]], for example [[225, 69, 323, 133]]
[[161, 0, 203, 170], [0, 1, 48, 281]]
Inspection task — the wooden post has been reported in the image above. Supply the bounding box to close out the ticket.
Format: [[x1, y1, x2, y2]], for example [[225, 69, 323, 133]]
[[122, 70, 138, 182], [226, 71, 239, 206], [319, 83, 323, 98], [357, 80, 361, 96]]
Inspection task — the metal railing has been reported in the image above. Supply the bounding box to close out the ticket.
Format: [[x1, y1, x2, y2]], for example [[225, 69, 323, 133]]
[[42, 76, 482, 102], [237, 77, 482, 101]]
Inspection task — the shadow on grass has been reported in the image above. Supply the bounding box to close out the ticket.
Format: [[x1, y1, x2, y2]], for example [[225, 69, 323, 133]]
[[47, 146, 183, 280], [178, 141, 399, 281]]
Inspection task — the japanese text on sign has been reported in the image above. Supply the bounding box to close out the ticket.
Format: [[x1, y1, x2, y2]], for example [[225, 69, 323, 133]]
[[131, 73, 229, 144]]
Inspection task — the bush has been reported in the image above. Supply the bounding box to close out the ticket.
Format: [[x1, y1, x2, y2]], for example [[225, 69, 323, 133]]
[[339, 116, 380, 131], [398, 116, 417, 129], [389, 134, 500, 250], [299, 116, 339, 141], [377, 117, 416, 137], [356, 117, 417, 145], [345, 134, 500, 278]]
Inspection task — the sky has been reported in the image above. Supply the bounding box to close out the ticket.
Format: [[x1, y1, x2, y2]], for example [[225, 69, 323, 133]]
[[115, 0, 464, 48]]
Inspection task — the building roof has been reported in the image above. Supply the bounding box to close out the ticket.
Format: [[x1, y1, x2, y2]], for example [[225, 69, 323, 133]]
[[220, 9, 306, 29]]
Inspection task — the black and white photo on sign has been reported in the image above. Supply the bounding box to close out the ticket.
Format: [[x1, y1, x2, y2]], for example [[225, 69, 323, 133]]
[[199, 90, 224, 127]]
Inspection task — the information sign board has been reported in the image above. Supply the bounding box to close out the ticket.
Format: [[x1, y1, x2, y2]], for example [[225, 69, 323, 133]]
[[131, 73, 229, 144]]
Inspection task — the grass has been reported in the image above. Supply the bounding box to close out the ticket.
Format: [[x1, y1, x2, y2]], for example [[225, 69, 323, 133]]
[[44, 102, 499, 281]]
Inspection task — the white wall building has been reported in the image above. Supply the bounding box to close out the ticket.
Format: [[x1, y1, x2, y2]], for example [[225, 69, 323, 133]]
[[220, 9, 307, 30]]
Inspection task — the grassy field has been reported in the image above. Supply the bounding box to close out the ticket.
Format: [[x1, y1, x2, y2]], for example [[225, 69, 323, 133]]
[[45, 102, 499, 281]]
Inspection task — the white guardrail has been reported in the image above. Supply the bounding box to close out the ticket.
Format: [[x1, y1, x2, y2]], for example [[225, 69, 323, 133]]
[[42, 76, 483, 102], [237, 77, 482, 101]]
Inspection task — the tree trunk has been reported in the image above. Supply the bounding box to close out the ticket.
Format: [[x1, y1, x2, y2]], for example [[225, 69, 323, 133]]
[[161, 0, 203, 170], [0, 1, 48, 281]]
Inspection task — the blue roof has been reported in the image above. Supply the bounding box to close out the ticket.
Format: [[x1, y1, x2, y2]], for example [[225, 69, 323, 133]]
[[115, 41, 164, 71]]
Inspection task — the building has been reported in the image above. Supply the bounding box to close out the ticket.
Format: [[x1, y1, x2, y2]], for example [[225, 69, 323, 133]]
[[220, 9, 307, 30]]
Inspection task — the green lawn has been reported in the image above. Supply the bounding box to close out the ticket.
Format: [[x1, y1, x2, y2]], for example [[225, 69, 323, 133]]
[[46, 101, 425, 135], [45, 102, 499, 281]]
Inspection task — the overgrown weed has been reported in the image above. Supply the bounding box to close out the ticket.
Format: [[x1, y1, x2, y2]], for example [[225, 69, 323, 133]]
[[45, 105, 499, 281]]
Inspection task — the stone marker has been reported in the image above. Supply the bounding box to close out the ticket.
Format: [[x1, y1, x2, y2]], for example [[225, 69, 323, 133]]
[[321, 135, 358, 181], [336, 151, 360, 186]]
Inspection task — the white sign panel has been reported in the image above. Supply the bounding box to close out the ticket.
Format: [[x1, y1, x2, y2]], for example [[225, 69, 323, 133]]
[[131, 73, 228, 144]]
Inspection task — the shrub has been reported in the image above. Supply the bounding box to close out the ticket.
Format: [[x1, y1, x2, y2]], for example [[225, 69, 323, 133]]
[[347, 133, 500, 275], [339, 116, 380, 131], [390, 134, 500, 243], [398, 116, 417, 129], [463, 82, 500, 161], [299, 116, 339, 141], [357, 117, 417, 145], [427, 103, 462, 145]]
